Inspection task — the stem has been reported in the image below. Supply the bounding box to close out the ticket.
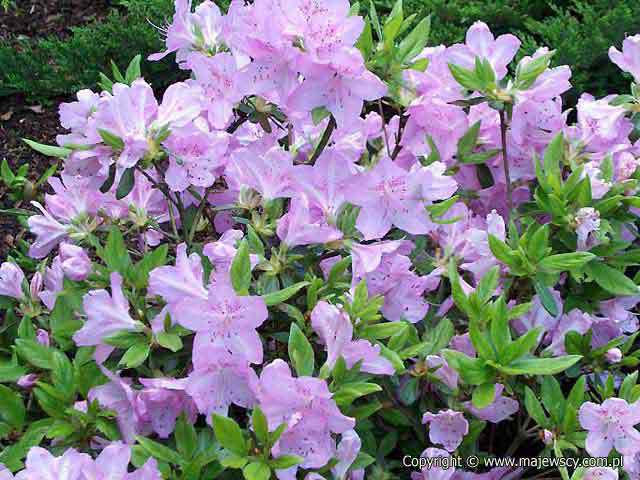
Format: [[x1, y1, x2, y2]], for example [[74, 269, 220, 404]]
[[187, 187, 213, 245], [390, 113, 407, 160], [553, 440, 571, 480], [498, 109, 513, 213], [378, 99, 392, 157], [309, 116, 337, 164]]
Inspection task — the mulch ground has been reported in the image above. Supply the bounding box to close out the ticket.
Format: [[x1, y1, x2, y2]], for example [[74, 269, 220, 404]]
[[0, 0, 112, 259], [0, 94, 64, 259], [0, 0, 112, 42]]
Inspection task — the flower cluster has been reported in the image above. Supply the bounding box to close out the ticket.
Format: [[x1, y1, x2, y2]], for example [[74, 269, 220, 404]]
[[1, 0, 640, 479]]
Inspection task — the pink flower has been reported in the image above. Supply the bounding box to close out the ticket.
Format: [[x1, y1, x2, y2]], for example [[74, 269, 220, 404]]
[[254, 359, 355, 479], [137, 377, 198, 438], [422, 409, 469, 452], [185, 344, 258, 419], [347, 156, 457, 240], [351, 240, 430, 323], [310, 301, 393, 375], [38, 256, 65, 310], [149, 0, 226, 64], [276, 195, 343, 248], [579, 397, 640, 457], [59, 243, 92, 281], [411, 448, 456, 480], [0, 262, 25, 300], [289, 48, 387, 128], [229, 145, 295, 200], [609, 34, 640, 83], [203, 230, 260, 272], [575, 207, 601, 251], [175, 274, 268, 364], [584, 468, 619, 480], [447, 21, 520, 80], [332, 430, 362, 480], [148, 243, 208, 306], [88, 367, 148, 444], [73, 272, 140, 348], [12, 447, 92, 480], [464, 384, 519, 423]]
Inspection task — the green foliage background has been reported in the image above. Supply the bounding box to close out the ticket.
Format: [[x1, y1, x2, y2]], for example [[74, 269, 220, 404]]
[[1, 0, 639, 103]]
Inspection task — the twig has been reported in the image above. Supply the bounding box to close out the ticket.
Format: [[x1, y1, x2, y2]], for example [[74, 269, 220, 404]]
[[499, 109, 513, 213], [309, 116, 337, 164]]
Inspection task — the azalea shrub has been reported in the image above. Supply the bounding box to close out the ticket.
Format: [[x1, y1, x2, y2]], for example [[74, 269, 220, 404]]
[[2, 0, 640, 479]]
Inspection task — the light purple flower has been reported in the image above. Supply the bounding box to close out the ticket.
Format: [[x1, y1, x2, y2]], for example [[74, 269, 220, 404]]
[[579, 397, 640, 457], [609, 34, 640, 83], [332, 430, 361, 480], [176, 273, 268, 364], [422, 409, 469, 452], [276, 195, 343, 248], [606, 348, 623, 364], [425, 355, 459, 390], [575, 207, 601, 251], [583, 468, 619, 480], [347, 156, 457, 240], [38, 256, 65, 310], [203, 230, 260, 272], [254, 359, 355, 478], [411, 448, 456, 480], [148, 243, 208, 306], [447, 21, 521, 80], [464, 384, 519, 423], [73, 272, 141, 348], [17, 374, 39, 389], [13, 446, 92, 480], [137, 377, 198, 438], [0, 262, 25, 300], [311, 301, 393, 375], [59, 243, 92, 281], [186, 344, 258, 419]]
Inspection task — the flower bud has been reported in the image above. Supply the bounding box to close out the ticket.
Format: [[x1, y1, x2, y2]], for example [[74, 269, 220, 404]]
[[59, 243, 92, 281], [542, 429, 554, 445], [0, 262, 26, 300], [605, 348, 622, 364], [36, 329, 50, 347], [29, 272, 43, 300], [17, 373, 39, 389]]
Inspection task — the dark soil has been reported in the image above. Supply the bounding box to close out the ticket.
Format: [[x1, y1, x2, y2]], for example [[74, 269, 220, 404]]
[[0, 0, 112, 43], [0, 94, 64, 260]]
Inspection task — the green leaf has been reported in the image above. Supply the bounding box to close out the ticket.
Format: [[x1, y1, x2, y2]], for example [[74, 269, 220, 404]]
[[488, 234, 517, 266], [252, 406, 269, 446], [0, 385, 25, 429], [524, 386, 549, 428], [382, 0, 403, 49], [136, 435, 183, 464], [130, 244, 168, 289], [262, 282, 309, 306], [102, 226, 132, 275], [100, 163, 117, 193], [360, 322, 407, 339], [472, 383, 496, 409], [448, 63, 483, 91], [501, 327, 541, 365], [14, 339, 54, 369], [270, 455, 303, 470], [243, 462, 270, 480], [22, 139, 71, 158], [538, 252, 595, 273], [457, 121, 481, 157], [98, 128, 125, 150], [156, 332, 183, 352], [288, 323, 315, 377], [397, 15, 431, 62], [212, 414, 247, 457], [119, 343, 150, 368], [534, 280, 559, 317], [116, 167, 136, 200], [230, 240, 252, 295], [499, 355, 582, 375], [333, 382, 382, 406], [586, 262, 639, 295], [124, 54, 142, 83], [175, 413, 198, 460], [356, 20, 374, 60], [541, 376, 565, 424]]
